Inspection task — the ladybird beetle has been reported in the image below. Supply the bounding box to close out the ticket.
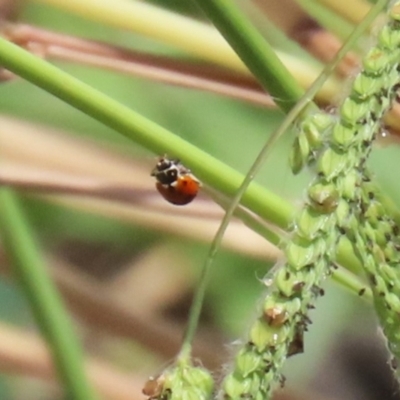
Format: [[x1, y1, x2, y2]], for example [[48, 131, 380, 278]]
[[151, 157, 200, 205]]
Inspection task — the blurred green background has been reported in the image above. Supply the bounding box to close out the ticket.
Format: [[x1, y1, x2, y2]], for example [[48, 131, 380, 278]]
[[1, 1, 400, 399]]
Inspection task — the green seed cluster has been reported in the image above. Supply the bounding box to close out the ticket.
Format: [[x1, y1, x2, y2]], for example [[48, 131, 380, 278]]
[[289, 112, 333, 175], [142, 362, 214, 400], [336, 2, 400, 373], [220, 111, 340, 399], [347, 175, 400, 372], [221, 2, 400, 399]]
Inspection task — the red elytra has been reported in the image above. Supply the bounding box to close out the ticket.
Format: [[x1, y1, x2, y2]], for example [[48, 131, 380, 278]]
[[155, 174, 200, 206], [174, 174, 200, 196]]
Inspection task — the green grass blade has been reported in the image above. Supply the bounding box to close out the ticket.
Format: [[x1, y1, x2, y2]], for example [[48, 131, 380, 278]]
[[0, 37, 293, 228], [191, 0, 308, 113], [0, 188, 97, 400]]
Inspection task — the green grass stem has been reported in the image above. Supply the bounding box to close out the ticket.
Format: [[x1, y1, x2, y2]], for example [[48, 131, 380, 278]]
[[0, 37, 293, 226], [190, 0, 307, 113], [0, 37, 364, 281], [0, 188, 97, 400]]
